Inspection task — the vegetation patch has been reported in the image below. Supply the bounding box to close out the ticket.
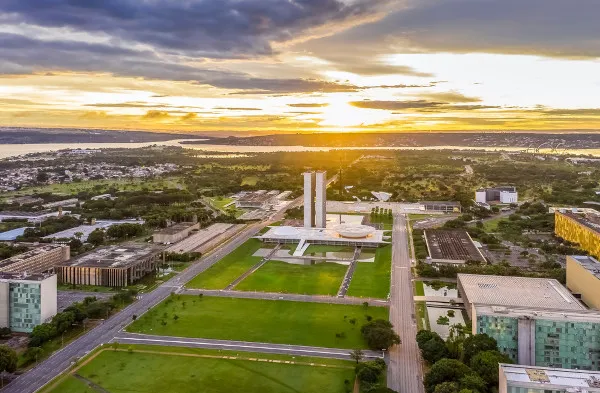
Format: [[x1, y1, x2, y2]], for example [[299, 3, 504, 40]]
[[347, 245, 392, 299]]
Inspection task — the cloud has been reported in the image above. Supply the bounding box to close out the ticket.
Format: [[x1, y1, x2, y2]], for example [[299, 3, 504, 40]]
[[214, 107, 262, 111], [418, 91, 481, 103], [180, 113, 197, 121], [350, 99, 499, 112], [209, 77, 359, 93], [1, 0, 387, 58], [142, 110, 171, 120], [287, 103, 329, 108]]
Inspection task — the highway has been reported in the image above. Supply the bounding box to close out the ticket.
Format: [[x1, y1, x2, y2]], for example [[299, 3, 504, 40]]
[[113, 332, 384, 361], [387, 214, 424, 393]]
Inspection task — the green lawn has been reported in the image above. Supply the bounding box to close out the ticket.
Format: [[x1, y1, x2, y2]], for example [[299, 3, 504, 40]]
[[346, 245, 392, 299], [304, 245, 355, 255], [128, 295, 388, 349], [482, 216, 508, 232], [42, 345, 355, 393], [186, 239, 264, 289], [235, 261, 347, 295], [241, 176, 259, 186], [414, 280, 425, 296]]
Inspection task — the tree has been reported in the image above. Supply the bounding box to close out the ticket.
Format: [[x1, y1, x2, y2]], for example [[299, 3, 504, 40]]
[[361, 320, 401, 350], [74, 232, 84, 240], [462, 334, 498, 364], [366, 388, 397, 393], [87, 228, 105, 246], [434, 382, 459, 393], [23, 346, 43, 364], [0, 345, 18, 373], [420, 334, 450, 364], [350, 349, 364, 364], [458, 374, 487, 392], [424, 359, 473, 393], [470, 350, 513, 386]]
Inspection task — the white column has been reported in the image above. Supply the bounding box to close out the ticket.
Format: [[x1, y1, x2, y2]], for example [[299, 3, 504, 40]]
[[303, 172, 315, 228]]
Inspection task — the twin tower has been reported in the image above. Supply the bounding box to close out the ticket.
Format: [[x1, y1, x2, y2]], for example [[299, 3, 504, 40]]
[[303, 171, 327, 229]]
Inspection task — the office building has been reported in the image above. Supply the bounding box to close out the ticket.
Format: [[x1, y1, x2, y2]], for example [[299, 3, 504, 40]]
[[0, 210, 69, 223], [499, 364, 600, 393], [458, 274, 600, 370], [420, 201, 462, 213], [0, 244, 70, 274], [235, 190, 278, 209], [555, 211, 600, 259], [0, 272, 57, 333], [303, 171, 327, 228], [57, 243, 161, 287], [567, 255, 600, 310], [475, 186, 518, 204], [153, 222, 200, 244], [424, 229, 485, 266]]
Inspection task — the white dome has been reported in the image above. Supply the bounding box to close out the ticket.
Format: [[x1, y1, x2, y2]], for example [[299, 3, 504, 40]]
[[333, 224, 376, 239], [272, 226, 301, 237]]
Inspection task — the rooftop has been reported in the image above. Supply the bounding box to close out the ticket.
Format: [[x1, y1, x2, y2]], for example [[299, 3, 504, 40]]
[[0, 272, 55, 282], [420, 201, 461, 206], [259, 225, 386, 244], [425, 229, 485, 262], [0, 210, 58, 217], [558, 211, 600, 235], [0, 244, 66, 269], [476, 186, 517, 192], [475, 304, 600, 324], [237, 192, 276, 204], [569, 255, 600, 279], [154, 222, 197, 235], [458, 274, 585, 310], [500, 364, 600, 391], [61, 243, 161, 269]]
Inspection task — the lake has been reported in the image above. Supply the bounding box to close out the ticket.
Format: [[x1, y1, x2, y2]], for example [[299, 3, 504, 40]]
[[1, 139, 600, 159]]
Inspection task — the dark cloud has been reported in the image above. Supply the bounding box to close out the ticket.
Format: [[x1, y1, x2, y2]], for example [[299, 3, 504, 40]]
[[350, 100, 499, 112], [1, 0, 386, 58], [287, 103, 329, 108], [311, 0, 600, 58], [209, 77, 359, 93]]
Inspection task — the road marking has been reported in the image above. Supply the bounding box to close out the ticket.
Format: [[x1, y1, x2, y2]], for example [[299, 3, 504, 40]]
[[116, 337, 384, 358]]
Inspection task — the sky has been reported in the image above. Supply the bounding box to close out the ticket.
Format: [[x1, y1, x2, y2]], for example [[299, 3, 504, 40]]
[[1, 0, 600, 134]]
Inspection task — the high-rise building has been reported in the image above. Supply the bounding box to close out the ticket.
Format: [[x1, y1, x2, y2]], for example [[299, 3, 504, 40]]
[[303, 171, 327, 228], [315, 171, 327, 228], [0, 272, 57, 333], [303, 172, 315, 228]]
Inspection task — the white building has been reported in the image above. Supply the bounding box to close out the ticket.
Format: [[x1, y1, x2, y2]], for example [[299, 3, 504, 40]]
[[499, 364, 600, 393], [0, 273, 57, 333], [475, 186, 518, 204], [303, 171, 327, 228]]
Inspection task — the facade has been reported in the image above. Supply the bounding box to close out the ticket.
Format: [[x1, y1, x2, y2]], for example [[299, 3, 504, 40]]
[[303, 171, 327, 228], [57, 243, 161, 287], [555, 211, 600, 259], [458, 274, 600, 370], [475, 186, 518, 204], [0, 244, 70, 274], [567, 255, 600, 310], [0, 273, 57, 333], [420, 201, 462, 213], [499, 364, 600, 393], [259, 225, 385, 248], [424, 229, 485, 266], [153, 222, 200, 244]]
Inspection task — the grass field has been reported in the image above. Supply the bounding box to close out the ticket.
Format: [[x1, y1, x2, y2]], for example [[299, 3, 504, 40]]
[[235, 261, 347, 295], [482, 216, 508, 232], [128, 295, 388, 349], [304, 244, 355, 255], [2, 177, 185, 199], [241, 176, 259, 186], [186, 239, 264, 289], [414, 280, 425, 296], [346, 245, 392, 299], [42, 345, 355, 393]]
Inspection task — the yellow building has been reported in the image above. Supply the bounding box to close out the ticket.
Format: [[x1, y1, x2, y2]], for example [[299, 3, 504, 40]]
[[554, 211, 600, 259], [566, 255, 600, 310]]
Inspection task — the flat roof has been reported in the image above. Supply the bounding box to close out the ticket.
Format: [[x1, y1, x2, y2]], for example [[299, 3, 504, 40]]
[[259, 225, 386, 245], [458, 274, 585, 310], [0, 272, 55, 282], [420, 201, 461, 206], [0, 244, 66, 269], [155, 222, 197, 235], [475, 304, 600, 324], [500, 364, 600, 391], [569, 255, 600, 280], [237, 192, 275, 203], [61, 243, 161, 269], [0, 210, 57, 217], [425, 229, 485, 262], [477, 186, 517, 192], [558, 211, 600, 235]]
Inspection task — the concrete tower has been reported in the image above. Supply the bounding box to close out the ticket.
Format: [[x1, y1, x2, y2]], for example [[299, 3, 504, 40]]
[[315, 171, 327, 228], [303, 172, 315, 228]]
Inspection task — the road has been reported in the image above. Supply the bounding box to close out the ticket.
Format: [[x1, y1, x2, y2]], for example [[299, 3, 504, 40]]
[[113, 332, 383, 361], [3, 222, 265, 393], [180, 288, 389, 306], [387, 214, 424, 393]]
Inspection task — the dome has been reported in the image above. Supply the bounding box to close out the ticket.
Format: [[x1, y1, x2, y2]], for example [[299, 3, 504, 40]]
[[333, 224, 376, 239], [272, 226, 301, 237]]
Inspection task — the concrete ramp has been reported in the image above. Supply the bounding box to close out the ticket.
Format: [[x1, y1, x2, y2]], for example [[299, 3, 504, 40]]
[[293, 239, 310, 256]]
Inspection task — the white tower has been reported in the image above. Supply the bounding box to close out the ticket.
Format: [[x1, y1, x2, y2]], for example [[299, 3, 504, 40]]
[[303, 172, 315, 228], [315, 171, 327, 228]]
